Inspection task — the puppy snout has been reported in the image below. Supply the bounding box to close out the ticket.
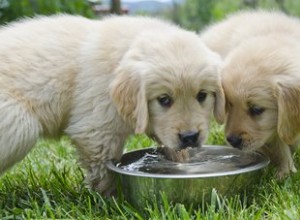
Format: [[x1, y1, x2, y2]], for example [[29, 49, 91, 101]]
[[226, 135, 242, 149], [178, 131, 199, 149]]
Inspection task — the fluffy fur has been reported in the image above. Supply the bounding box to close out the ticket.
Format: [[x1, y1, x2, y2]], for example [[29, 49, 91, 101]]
[[0, 14, 224, 195], [200, 10, 300, 178]]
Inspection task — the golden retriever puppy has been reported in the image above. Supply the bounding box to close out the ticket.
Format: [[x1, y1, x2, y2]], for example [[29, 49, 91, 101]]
[[0, 14, 224, 195], [200, 10, 300, 178], [200, 10, 300, 58]]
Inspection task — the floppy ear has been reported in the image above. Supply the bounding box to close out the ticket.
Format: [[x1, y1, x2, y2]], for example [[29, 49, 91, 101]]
[[109, 67, 148, 134], [213, 76, 226, 124], [276, 82, 300, 145]]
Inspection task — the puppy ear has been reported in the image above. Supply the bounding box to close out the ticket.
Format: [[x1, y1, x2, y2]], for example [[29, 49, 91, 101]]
[[213, 79, 226, 124], [110, 68, 148, 134], [276, 82, 300, 145]]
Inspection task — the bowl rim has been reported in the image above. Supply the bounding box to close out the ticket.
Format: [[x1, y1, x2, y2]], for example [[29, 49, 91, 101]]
[[106, 145, 270, 179]]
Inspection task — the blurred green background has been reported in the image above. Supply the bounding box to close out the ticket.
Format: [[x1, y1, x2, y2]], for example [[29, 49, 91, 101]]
[[169, 0, 300, 30], [1, 1, 300, 219], [0, 0, 300, 30], [0, 0, 95, 23]]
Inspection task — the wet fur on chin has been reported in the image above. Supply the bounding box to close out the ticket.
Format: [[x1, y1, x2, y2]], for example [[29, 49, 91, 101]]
[[200, 10, 300, 178], [0, 14, 224, 195]]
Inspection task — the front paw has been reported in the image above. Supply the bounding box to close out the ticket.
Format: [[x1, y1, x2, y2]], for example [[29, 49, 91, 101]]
[[276, 162, 297, 180], [87, 170, 116, 197]]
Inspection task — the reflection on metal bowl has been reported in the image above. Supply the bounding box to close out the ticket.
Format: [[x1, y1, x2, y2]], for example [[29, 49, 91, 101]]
[[106, 145, 270, 210]]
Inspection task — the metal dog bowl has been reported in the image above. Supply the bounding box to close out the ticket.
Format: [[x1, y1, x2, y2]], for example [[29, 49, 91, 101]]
[[106, 145, 269, 210]]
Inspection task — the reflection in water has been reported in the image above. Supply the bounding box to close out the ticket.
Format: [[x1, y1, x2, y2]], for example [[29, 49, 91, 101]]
[[117, 147, 264, 175]]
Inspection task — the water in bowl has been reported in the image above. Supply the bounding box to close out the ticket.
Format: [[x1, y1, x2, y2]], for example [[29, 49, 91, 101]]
[[117, 146, 265, 175]]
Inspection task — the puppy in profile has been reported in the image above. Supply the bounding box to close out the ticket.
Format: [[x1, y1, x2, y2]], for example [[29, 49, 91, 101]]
[[200, 10, 300, 178], [0, 14, 224, 195]]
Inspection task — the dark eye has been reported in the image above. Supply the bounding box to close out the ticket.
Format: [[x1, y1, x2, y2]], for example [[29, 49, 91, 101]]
[[157, 94, 173, 108], [197, 91, 207, 103], [249, 106, 265, 116]]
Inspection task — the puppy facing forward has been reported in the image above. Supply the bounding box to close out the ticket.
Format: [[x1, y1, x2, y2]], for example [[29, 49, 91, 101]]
[[0, 14, 224, 195], [200, 10, 300, 178]]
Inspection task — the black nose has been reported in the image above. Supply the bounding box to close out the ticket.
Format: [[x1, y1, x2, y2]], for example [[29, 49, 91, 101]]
[[178, 131, 199, 149], [226, 135, 242, 149]]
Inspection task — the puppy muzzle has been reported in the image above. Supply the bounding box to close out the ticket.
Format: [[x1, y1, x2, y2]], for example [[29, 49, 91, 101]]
[[178, 131, 200, 149], [226, 135, 243, 149]]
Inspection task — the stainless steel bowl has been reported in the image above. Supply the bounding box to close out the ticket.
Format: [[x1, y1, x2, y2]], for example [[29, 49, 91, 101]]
[[106, 145, 269, 210]]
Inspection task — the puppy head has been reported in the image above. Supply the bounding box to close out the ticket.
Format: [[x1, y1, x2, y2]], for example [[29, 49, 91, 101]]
[[110, 29, 224, 150], [222, 35, 300, 151]]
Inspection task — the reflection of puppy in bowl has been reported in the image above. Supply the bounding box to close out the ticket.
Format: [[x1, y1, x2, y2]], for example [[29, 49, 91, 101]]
[[0, 15, 224, 195], [200, 10, 300, 178]]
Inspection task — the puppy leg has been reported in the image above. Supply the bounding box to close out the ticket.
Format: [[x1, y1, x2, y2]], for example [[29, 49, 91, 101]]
[[66, 121, 128, 196], [71, 136, 126, 196], [261, 138, 296, 179], [277, 145, 297, 178], [289, 141, 300, 154], [0, 94, 42, 174]]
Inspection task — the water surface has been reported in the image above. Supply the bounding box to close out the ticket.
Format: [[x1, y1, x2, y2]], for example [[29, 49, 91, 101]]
[[117, 146, 265, 175]]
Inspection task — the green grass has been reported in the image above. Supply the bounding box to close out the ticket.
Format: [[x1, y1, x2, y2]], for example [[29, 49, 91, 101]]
[[1, 123, 300, 219]]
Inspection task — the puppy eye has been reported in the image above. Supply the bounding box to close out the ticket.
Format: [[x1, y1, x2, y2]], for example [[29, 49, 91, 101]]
[[157, 94, 173, 108], [249, 106, 265, 116], [197, 91, 207, 103]]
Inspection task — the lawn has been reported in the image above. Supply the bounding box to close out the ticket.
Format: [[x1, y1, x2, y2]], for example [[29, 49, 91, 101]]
[[1, 122, 300, 219]]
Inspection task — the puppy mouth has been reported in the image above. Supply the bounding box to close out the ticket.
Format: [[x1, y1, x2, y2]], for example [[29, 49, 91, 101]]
[[238, 145, 253, 152], [230, 141, 263, 152], [149, 133, 203, 151], [178, 131, 203, 150], [227, 135, 262, 151], [152, 133, 203, 163], [179, 141, 201, 150]]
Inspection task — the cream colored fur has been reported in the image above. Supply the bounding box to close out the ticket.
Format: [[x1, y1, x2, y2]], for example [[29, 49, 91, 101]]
[[200, 10, 300, 178], [0, 14, 224, 195]]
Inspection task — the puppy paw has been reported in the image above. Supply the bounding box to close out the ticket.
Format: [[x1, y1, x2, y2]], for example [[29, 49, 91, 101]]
[[276, 170, 289, 180], [276, 163, 297, 180], [290, 164, 297, 173], [86, 167, 116, 197], [90, 178, 117, 197]]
